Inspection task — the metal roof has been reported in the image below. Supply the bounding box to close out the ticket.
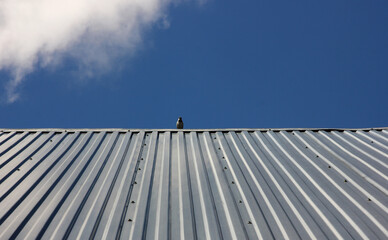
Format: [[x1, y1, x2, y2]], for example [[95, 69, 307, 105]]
[[0, 128, 387, 239]]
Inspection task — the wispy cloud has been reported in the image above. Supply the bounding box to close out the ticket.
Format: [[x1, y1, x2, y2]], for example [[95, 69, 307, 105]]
[[0, 0, 195, 103]]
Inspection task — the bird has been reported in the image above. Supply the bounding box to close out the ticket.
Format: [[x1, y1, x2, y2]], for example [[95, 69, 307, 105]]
[[176, 117, 184, 129]]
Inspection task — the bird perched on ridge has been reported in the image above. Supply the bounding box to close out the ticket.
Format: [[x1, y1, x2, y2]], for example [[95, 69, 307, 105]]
[[176, 117, 184, 129]]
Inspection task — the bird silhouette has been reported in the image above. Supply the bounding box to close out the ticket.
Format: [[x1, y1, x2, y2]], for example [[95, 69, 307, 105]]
[[176, 117, 184, 129]]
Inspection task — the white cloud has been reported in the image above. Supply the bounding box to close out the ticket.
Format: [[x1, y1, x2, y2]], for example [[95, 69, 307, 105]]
[[0, 0, 193, 103]]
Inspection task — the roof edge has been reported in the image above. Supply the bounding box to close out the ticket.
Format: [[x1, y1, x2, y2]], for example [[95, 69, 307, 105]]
[[1, 127, 387, 132]]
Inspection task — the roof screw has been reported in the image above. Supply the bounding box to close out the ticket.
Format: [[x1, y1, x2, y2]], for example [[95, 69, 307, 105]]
[[305, 146, 308, 148], [17, 168, 20, 171], [239, 200, 242, 203], [50, 140, 53, 142], [218, 147, 221, 150], [316, 155, 319, 158], [344, 179, 347, 182], [224, 167, 227, 170], [231, 181, 235, 184], [138, 168, 141, 170], [134, 181, 137, 184], [368, 198, 371, 201], [144, 144, 147, 146], [222, 156, 225, 159], [128, 218, 133, 222], [131, 201, 135, 203], [30, 157, 33, 160], [214, 137, 217, 139], [328, 166, 331, 168], [248, 221, 252, 224], [371, 141, 373, 143], [141, 158, 144, 160]]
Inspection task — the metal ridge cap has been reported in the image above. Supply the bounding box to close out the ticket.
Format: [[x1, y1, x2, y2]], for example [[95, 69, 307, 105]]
[[1, 127, 387, 132]]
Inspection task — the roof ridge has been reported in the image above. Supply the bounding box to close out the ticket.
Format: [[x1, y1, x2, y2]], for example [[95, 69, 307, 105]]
[[1, 127, 387, 132]]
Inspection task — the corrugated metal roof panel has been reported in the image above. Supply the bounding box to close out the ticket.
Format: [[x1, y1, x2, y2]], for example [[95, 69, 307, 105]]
[[0, 129, 387, 239]]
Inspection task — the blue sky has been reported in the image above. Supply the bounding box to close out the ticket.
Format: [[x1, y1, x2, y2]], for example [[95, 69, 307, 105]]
[[1, 0, 387, 129]]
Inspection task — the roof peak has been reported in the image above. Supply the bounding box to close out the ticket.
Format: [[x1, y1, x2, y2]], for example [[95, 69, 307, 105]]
[[1, 127, 387, 132]]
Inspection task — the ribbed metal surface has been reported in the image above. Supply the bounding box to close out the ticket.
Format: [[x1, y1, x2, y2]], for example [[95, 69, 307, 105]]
[[0, 129, 387, 239]]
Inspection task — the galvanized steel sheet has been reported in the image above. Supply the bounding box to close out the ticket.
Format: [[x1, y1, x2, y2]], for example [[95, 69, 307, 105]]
[[0, 129, 387, 239]]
